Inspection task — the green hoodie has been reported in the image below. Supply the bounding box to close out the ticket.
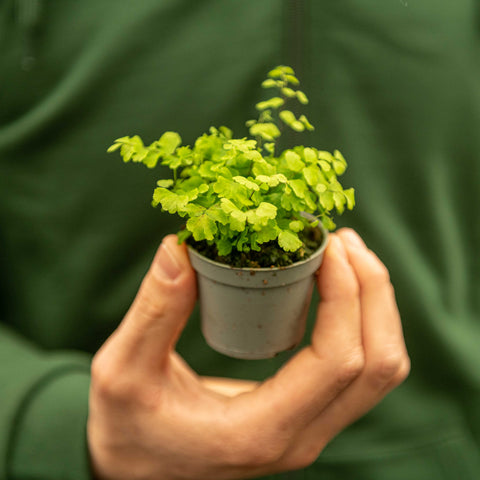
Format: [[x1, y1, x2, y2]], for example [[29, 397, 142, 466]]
[[1, 1, 480, 478]]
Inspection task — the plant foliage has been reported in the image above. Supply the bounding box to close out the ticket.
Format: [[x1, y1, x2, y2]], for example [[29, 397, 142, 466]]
[[108, 66, 355, 257]]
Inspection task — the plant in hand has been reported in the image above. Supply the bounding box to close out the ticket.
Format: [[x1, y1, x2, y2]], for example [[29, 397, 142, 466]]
[[108, 66, 355, 268]]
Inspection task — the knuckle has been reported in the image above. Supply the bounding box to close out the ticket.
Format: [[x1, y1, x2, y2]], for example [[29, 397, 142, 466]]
[[283, 437, 329, 471], [341, 273, 360, 299], [331, 275, 360, 302], [367, 261, 391, 287], [90, 353, 113, 394], [367, 349, 407, 385], [394, 356, 411, 384], [235, 438, 286, 467], [90, 354, 134, 402], [335, 349, 365, 388], [291, 446, 323, 470], [219, 422, 287, 468], [133, 287, 168, 325]]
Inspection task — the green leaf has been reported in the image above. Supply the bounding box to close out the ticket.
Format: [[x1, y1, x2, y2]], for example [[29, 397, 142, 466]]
[[220, 198, 247, 231], [281, 87, 296, 98], [285, 151, 305, 172], [303, 147, 317, 164], [206, 204, 229, 225], [345, 188, 355, 210], [198, 161, 216, 179], [299, 115, 314, 131], [304, 191, 317, 211], [333, 149, 347, 174], [184, 203, 205, 217], [177, 229, 192, 244], [216, 237, 233, 256], [302, 165, 321, 186], [223, 138, 257, 153], [235, 230, 249, 252], [328, 178, 343, 193], [277, 65, 294, 74], [296, 91, 309, 104], [333, 161, 346, 175], [230, 211, 247, 231], [256, 97, 285, 110], [187, 214, 218, 241], [243, 150, 263, 162], [252, 159, 276, 176], [255, 221, 279, 243], [318, 151, 334, 163], [184, 188, 200, 202], [219, 126, 233, 139], [175, 146, 194, 167], [279, 110, 296, 126], [292, 121, 305, 132], [268, 65, 294, 78], [281, 189, 305, 212], [261, 78, 279, 88], [108, 137, 145, 163], [279, 110, 304, 131], [322, 216, 336, 231], [157, 131, 181, 155], [247, 202, 277, 226], [120, 136, 144, 162], [233, 176, 260, 191], [334, 149, 346, 163], [289, 220, 304, 232], [211, 165, 233, 178], [107, 141, 123, 153], [320, 191, 335, 211], [143, 150, 162, 168], [177, 175, 203, 192], [220, 197, 240, 214], [255, 173, 288, 187], [319, 160, 331, 172], [333, 192, 346, 214], [264, 142, 275, 155], [285, 74, 300, 85], [249, 122, 281, 141], [152, 188, 189, 213], [289, 179, 308, 198], [268, 68, 283, 78], [156, 179, 174, 188], [213, 176, 252, 207], [278, 230, 303, 252]]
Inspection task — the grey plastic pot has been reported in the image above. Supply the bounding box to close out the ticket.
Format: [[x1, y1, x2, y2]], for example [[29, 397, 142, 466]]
[[187, 224, 328, 359]]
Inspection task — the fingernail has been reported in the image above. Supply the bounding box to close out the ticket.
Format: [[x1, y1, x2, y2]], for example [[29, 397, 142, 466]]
[[344, 229, 366, 249], [157, 241, 182, 280]]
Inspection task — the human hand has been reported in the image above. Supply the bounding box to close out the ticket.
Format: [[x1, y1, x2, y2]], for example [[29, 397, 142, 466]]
[[88, 229, 409, 480]]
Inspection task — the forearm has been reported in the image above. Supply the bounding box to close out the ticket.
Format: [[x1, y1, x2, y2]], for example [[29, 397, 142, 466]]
[[0, 324, 92, 480]]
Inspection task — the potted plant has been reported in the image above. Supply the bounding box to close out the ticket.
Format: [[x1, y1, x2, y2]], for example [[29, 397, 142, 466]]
[[108, 66, 355, 359]]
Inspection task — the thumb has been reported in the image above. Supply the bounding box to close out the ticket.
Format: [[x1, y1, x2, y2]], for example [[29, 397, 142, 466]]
[[111, 235, 197, 371]]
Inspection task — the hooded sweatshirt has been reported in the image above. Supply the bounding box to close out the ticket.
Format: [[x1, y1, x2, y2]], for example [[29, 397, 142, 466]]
[[1, 1, 480, 479]]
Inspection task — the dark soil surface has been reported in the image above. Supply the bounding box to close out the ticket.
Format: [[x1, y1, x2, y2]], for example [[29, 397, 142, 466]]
[[187, 226, 324, 268]]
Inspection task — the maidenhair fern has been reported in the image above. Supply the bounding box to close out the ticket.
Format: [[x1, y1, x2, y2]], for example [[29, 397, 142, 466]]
[[108, 66, 355, 256]]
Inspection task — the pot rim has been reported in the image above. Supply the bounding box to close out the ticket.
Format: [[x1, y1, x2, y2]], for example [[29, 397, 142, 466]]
[[187, 221, 329, 273]]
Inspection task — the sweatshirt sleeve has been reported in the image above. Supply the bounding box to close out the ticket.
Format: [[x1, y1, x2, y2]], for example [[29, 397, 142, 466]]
[[0, 324, 93, 480]]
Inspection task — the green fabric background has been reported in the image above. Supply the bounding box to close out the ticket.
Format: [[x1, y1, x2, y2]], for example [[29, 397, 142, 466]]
[[1, 1, 479, 478]]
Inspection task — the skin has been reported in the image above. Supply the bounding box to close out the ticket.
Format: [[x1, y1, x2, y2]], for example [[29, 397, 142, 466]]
[[87, 228, 410, 480]]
